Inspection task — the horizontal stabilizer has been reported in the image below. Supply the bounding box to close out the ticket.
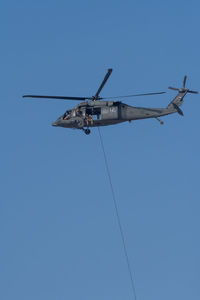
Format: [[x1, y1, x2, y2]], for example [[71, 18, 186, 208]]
[[173, 103, 184, 116]]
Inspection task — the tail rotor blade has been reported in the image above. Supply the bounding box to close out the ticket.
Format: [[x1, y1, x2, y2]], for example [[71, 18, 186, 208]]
[[188, 90, 198, 94], [168, 86, 179, 91], [183, 75, 187, 88]]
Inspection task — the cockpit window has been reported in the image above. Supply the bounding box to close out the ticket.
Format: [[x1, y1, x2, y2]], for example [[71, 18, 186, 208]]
[[63, 110, 71, 120]]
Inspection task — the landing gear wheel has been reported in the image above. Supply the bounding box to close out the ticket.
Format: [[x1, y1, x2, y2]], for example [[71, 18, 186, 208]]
[[84, 129, 91, 135]]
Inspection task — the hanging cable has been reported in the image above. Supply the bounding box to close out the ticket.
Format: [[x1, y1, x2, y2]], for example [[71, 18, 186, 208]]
[[98, 127, 138, 300]]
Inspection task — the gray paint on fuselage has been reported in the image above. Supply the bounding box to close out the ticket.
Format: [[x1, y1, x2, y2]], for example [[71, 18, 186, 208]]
[[52, 91, 188, 129]]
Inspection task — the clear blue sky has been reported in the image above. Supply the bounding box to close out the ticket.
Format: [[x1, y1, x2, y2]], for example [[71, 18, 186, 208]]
[[0, 0, 199, 299]]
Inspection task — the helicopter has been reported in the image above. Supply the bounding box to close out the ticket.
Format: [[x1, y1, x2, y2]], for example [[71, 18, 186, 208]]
[[23, 69, 198, 134]]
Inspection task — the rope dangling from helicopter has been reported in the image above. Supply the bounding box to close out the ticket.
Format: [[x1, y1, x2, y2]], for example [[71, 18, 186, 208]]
[[98, 127, 138, 300]]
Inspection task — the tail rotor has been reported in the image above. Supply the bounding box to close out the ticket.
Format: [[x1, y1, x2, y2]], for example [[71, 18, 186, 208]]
[[168, 75, 198, 94]]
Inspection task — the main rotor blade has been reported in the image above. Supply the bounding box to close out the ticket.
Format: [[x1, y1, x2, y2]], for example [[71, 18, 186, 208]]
[[188, 90, 198, 94], [183, 75, 187, 88], [168, 87, 180, 91], [100, 91, 166, 100], [23, 95, 89, 101], [94, 68, 113, 99]]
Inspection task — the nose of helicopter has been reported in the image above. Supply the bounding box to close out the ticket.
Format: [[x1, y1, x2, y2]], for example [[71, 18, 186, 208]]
[[52, 121, 58, 126], [52, 118, 61, 126]]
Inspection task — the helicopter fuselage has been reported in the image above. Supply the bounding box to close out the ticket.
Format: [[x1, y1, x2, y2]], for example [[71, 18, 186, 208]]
[[23, 69, 197, 134], [52, 99, 179, 129]]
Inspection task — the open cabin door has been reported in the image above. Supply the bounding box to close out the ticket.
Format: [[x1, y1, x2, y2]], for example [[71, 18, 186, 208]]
[[86, 107, 101, 120]]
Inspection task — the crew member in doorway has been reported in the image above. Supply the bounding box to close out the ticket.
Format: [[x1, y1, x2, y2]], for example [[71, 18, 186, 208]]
[[85, 114, 93, 126], [88, 114, 93, 125]]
